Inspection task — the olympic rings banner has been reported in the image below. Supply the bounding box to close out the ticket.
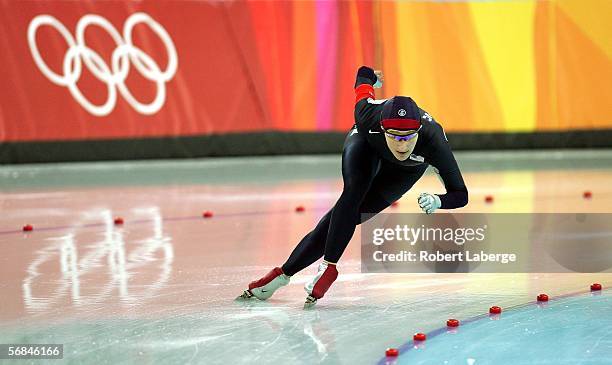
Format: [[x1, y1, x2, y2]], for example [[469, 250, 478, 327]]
[[0, 1, 611, 145], [27, 13, 178, 117]]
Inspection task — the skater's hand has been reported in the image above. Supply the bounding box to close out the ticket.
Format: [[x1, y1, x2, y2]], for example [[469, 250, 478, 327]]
[[418, 193, 441, 214], [373, 70, 384, 88]]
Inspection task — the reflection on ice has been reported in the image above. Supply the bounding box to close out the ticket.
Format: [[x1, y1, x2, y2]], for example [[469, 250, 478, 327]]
[[22, 206, 174, 312]]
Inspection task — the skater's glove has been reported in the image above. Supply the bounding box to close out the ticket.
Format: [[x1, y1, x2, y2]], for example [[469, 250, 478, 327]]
[[418, 193, 441, 214], [373, 70, 383, 88]]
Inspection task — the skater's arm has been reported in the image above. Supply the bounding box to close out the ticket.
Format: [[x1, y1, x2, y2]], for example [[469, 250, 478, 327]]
[[354, 66, 386, 128], [426, 118, 469, 209], [354, 65, 379, 89], [433, 164, 468, 209]]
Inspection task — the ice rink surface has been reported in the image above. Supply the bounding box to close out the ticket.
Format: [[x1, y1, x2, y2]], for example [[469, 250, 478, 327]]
[[1, 150, 611, 364]]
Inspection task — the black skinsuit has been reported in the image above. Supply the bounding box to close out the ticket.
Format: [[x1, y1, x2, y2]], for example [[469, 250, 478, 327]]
[[282, 66, 468, 276]]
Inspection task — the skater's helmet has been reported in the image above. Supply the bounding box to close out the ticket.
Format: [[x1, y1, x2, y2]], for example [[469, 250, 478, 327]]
[[380, 96, 421, 161], [380, 96, 422, 136]]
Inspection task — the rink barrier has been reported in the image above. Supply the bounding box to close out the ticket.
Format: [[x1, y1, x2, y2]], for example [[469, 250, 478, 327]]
[[3, 129, 612, 164]]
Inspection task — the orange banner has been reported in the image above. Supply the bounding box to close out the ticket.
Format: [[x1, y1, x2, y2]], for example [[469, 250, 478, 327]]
[[0, 1, 610, 143]]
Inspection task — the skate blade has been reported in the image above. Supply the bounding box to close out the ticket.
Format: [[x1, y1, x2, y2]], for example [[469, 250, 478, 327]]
[[235, 290, 255, 301], [303, 295, 317, 309]]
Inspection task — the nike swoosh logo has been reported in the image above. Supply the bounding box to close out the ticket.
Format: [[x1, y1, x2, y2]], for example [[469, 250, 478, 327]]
[[261, 289, 268, 293], [409, 154, 425, 162], [369, 130, 381, 134]]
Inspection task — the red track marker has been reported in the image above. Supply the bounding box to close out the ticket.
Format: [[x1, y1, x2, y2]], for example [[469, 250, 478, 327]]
[[385, 348, 399, 357], [202, 211, 213, 218], [591, 283, 602, 291], [485, 195, 494, 203], [489, 306, 502, 314], [537, 293, 549, 302], [391, 201, 399, 207], [413, 333, 426, 341], [114, 217, 124, 225], [583, 191, 592, 199], [22, 224, 33, 232], [447, 319, 460, 327], [295, 206, 305, 213]]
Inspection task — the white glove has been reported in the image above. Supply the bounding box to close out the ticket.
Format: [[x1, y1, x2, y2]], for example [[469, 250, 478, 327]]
[[418, 193, 441, 214], [373, 70, 383, 88]]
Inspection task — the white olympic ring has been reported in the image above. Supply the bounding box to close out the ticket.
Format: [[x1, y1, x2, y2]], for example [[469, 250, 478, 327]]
[[27, 13, 178, 116]]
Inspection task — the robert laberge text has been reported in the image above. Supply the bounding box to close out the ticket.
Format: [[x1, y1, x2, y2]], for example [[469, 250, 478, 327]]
[[373, 250, 517, 264]]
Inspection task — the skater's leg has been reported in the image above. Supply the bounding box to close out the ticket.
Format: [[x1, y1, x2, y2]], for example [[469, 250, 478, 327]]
[[282, 132, 379, 276], [281, 189, 392, 277], [321, 136, 380, 263], [281, 209, 332, 276], [323, 162, 429, 262], [303, 135, 379, 306], [281, 188, 392, 278], [301, 191, 391, 308], [244, 132, 383, 303]]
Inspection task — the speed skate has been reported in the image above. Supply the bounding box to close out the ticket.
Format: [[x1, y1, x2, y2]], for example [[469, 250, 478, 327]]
[[236, 267, 290, 301]]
